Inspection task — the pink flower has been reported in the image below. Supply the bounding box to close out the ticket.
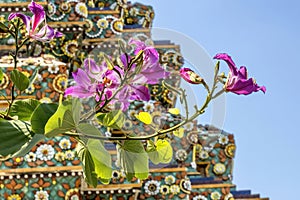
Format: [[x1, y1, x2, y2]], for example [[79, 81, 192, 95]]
[[129, 39, 169, 84], [8, 1, 63, 42], [214, 53, 266, 95], [179, 68, 203, 84]]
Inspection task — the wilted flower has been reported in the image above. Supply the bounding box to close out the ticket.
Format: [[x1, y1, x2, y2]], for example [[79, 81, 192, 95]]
[[8, 1, 63, 42], [214, 53, 266, 95]]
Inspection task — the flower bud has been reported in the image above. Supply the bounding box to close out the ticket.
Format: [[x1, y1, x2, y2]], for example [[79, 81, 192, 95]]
[[179, 68, 203, 84]]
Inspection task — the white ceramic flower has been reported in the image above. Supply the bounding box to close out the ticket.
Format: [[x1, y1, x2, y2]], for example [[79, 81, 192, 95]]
[[183, 179, 192, 191], [218, 135, 229, 145], [193, 194, 208, 200], [175, 149, 188, 161], [55, 152, 66, 162], [65, 150, 75, 160], [213, 163, 226, 175], [160, 185, 169, 195], [25, 152, 36, 162], [144, 180, 160, 195], [224, 193, 234, 200], [34, 190, 49, 200], [210, 191, 221, 200], [59, 138, 71, 149], [184, 122, 194, 131], [169, 184, 180, 194], [48, 64, 59, 74], [143, 101, 155, 112], [165, 175, 176, 185], [199, 150, 209, 160], [36, 144, 55, 161]]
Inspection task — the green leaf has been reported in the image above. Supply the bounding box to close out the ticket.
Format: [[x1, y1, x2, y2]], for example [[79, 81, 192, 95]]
[[96, 110, 125, 129], [44, 99, 79, 137], [87, 139, 112, 184], [10, 69, 30, 91], [0, 119, 33, 158], [31, 103, 58, 134], [117, 140, 149, 180], [45, 109, 75, 137], [0, 69, 3, 82], [12, 134, 45, 157], [147, 139, 173, 165], [71, 98, 82, 125], [28, 68, 39, 87], [0, 22, 9, 33], [9, 99, 40, 121], [76, 142, 98, 187], [77, 123, 103, 137]]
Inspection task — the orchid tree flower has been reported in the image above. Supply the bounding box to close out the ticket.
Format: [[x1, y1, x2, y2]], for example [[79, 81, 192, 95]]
[[128, 39, 170, 84], [65, 58, 118, 103], [214, 53, 266, 95], [8, 1, 63, 42], [179, 68, 203, 84]]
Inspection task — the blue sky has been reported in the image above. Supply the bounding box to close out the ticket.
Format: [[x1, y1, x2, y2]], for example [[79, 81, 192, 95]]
[[133, 0, 300, 199]]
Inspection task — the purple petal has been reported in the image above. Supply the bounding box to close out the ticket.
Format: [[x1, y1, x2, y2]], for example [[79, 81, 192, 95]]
[[130, 85, 151, 101], [72, 68, 91, 88], [136, 62, 169, 84], [31, 25, 56, 42], [120, 53, 129, 68], [180, 68, 203, 84], [129, 39, 146, 55], [28, 1, 45, 33], [84, 58, 104, 79], [238, 66, 248, 79], [8, 13, 31, 33], [226, 77, 266, 95], [214, 53, 238, 75], [64, 86, 94, 98], [54, 30, 64, 38]]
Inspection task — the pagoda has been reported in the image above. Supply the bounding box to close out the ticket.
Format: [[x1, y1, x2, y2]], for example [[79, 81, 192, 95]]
[[0, 0, 269, 199]]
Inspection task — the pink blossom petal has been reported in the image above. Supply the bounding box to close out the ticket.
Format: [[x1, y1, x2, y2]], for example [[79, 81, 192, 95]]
[[28, 1, 45, 33], [214, 53, 238, 75], [8, 13, 31, 34]]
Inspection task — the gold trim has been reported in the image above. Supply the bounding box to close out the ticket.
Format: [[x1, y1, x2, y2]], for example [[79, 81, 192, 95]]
[[192, 183, 235, 189], [81, 178, 142, 191], [154, 45, 181, 49], [48, 21, 86, 27], [0, 166, 82, 175], [88, 10, 119, 15], [0, 45, 26, 51], [83, 38, 119, 43], [150, 167, 186, 173], [122, 28, 150, 33], [196, 161, 210, 177], [0, 2, 47, 7], [0, 96, 35, 100]]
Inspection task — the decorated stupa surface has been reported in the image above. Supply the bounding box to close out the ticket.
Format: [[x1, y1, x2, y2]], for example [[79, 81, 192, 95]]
[[0, 0, 268, 199]]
